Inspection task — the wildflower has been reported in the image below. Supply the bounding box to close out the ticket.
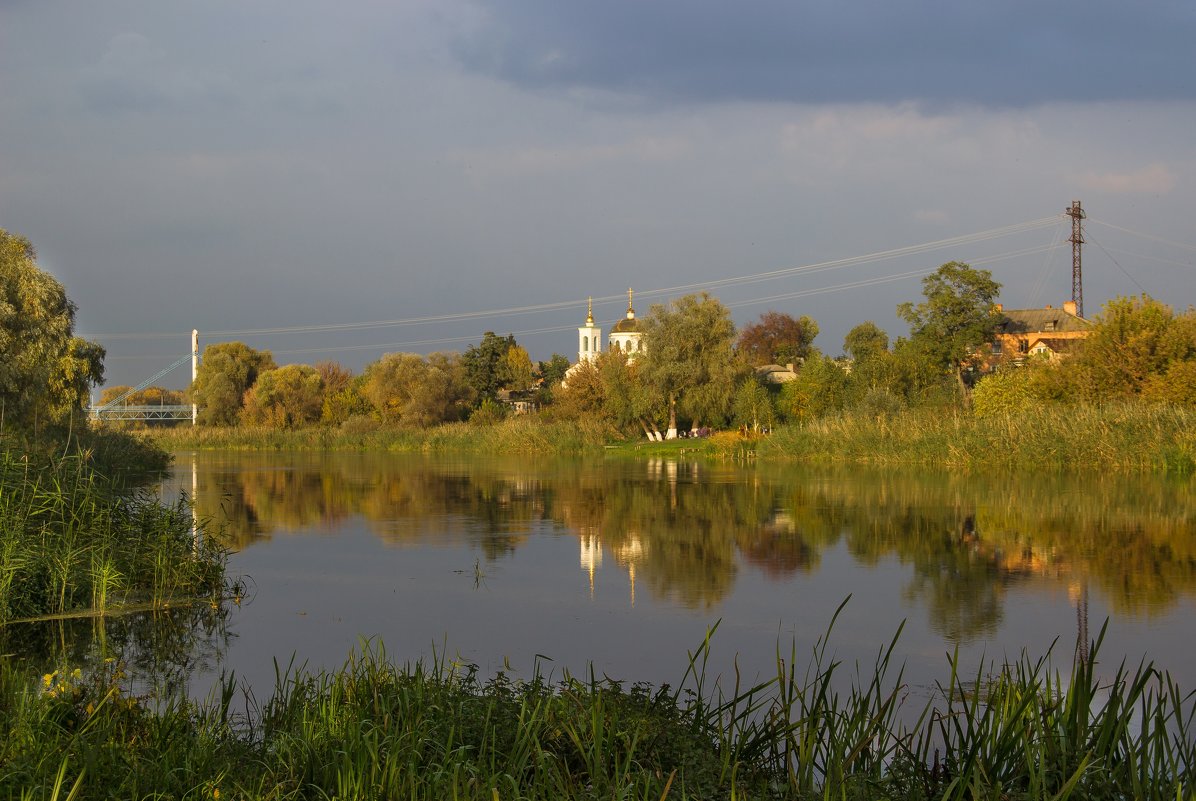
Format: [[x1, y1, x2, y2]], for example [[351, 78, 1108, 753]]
[[71, 668, 82, 680], [42, 673, 54, 687], [213, 789, 220, 799]]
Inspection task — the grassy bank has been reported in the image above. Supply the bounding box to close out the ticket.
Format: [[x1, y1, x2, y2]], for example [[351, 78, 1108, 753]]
[[150, 416, 613, 456], [2, 620, 1193, 799], [715, 403, 1196, 473], [0, 446, 227, 625], [145, 402, 1196, 473]]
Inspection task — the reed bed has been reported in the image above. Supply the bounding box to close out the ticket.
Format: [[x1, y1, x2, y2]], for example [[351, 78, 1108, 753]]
[[150, 417, 613, 456], [2, 614, 1193, 799], [0, 448, 227, 625], [742, 403, 1196, 473]]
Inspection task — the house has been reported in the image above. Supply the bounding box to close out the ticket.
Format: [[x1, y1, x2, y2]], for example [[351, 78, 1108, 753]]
[[496, 388, 539, 414], [754, 363, 799, 384], [989, 301, 1091, 365]]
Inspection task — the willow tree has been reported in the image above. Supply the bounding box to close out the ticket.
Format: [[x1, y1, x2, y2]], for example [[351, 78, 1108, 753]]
[[0, 228, 104, 430], [190, 342, 276, 426], [640, 292, 739, 437]]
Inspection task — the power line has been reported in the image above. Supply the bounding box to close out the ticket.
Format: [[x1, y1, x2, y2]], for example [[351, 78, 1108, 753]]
[[84, 215, 1063, 341]]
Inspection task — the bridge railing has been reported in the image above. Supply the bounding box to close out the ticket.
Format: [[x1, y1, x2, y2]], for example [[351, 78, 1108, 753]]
[[89, 405, 194, 422]]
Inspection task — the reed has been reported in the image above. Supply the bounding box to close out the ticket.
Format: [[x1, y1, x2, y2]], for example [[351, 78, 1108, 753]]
[[2, 612, 1193, 799], [744, 402, 1196, 473], [0, 447, 227, 625]]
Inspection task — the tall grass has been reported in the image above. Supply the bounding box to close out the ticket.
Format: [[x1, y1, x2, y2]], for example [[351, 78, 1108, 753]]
[[150, 417, 613, 456], [741, 402, 1196, 473], [2, 612, 1193, 799], [0, 448, 227, 624]]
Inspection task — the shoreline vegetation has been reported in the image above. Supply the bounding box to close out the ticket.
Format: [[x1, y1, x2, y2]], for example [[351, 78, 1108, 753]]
[[146, 401, 1196, 473], [3, 618, 1194, 799], [0, 435, 228, 627]]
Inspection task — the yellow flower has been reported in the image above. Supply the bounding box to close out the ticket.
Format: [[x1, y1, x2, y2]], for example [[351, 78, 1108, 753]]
[[86, 702, 95, 716], [71, 668, 82, 680], [42, 673, 54, 687], [213, 788, 220, 799]]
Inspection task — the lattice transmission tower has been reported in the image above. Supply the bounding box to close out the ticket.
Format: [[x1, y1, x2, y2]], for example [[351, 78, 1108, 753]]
[[1066, 200, 1086, 318]]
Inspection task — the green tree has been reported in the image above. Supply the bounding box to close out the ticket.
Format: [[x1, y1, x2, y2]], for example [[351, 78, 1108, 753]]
[[0, 229, 105, 429], [779, 356, 850, 421], [462, 332, 517, 403], [733, 377, 775, 432], [736, 311, 819, 367], [241, 364, 324, 428], [640, 292, 739, 437], [190, 342, 276, 426], [538, 354, 571, 386], [897, 261, 1001, 401], [843, 321, 890, 363]]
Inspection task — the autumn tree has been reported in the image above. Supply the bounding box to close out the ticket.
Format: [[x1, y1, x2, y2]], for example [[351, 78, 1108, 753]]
[[736, 311, 819, 367], [500, 344, 534, 392], [0, 229, 105, 429], [733, 377, 775, 433], [778, 356, 850, 421], [241, 364, 324, 428], [1068, 295, 1196, 403], [362, 352, 472, 427], [897, 261, 1001, 400], [190, 342, 276, 426], [843, 321, 890, 363], [640, 292, 739, 437]]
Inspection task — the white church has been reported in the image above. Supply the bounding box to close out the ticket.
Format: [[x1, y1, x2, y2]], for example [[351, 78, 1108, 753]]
[[574, 288, 644, 367]]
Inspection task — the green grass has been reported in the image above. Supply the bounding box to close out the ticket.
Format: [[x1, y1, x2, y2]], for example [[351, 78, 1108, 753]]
[[732, 402, 1196, 473], [145, 401, 1196, 473], [2, 610, 1193, 799], [0, 445, 227, 625]]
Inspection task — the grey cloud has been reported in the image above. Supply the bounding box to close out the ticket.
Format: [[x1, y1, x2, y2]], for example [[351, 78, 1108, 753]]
[[452, 1, 1196, 106]]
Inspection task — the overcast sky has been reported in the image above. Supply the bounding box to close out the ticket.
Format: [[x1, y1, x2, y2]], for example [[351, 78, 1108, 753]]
[[2, 1, 1194, 389]]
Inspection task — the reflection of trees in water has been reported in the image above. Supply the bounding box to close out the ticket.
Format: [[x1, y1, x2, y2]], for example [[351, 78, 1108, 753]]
[[181, 454, 1196, 638], [0, 603, 232, 698]]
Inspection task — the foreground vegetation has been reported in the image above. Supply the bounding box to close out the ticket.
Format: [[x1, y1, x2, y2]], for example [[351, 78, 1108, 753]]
[[2, 618, 1193, 799], [0, 442, 227, 626]]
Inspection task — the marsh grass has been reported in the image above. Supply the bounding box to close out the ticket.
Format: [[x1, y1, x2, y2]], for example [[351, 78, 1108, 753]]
[[2, 609, 1193, 799], [150, 417, 613, 456], [745, 403, 1196, 473], [0, 448, 227, 625]]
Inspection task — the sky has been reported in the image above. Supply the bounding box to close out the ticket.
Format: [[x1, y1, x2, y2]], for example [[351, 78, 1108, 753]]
[[2, 1, 1195, 391]]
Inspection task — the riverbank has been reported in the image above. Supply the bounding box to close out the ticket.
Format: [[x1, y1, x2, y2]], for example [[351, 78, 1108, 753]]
[[2, 623, 1191, 799], [147, 402, 1196, 473], [0, 443, 227, 626]]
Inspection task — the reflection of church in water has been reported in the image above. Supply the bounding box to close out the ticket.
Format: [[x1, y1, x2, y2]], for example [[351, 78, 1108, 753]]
[[578, 528, 644, 606]]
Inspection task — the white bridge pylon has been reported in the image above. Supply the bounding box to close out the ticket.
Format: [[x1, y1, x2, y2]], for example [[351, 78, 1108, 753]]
[[89, 330, 199, 425]]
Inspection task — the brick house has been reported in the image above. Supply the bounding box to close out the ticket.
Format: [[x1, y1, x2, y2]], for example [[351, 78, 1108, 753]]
[[989, 300, 1092, 365]]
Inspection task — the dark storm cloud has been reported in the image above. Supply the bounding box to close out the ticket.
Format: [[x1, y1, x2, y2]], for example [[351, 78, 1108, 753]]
[[454, 0, 1196, 106]]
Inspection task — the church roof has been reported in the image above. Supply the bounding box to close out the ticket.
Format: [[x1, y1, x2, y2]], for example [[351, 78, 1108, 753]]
[[611, 317, 641, 334]]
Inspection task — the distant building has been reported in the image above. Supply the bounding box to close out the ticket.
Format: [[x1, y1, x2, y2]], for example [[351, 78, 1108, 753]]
[[754, 363, 799, 384], [989, 300, 1092, 365]]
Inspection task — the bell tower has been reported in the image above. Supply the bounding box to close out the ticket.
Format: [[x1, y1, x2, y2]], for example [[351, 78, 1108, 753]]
[[577, 297, 602, 364]]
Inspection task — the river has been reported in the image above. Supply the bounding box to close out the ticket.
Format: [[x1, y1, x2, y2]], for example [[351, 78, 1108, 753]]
[[12, 450, 1196, 705]]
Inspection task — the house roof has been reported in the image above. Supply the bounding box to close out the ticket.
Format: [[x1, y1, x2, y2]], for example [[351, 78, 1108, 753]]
[[995, 307, 1091, 335]]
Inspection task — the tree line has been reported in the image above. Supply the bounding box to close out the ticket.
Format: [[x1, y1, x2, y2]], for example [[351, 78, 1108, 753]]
[[6, 221, 1195, 442]]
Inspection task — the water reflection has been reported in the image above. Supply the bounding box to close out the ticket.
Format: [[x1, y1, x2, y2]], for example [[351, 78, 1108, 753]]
[[0, 603, 233, 699], [171, 451, 1196, 645]]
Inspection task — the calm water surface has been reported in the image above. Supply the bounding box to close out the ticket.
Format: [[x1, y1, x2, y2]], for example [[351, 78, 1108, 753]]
[[148, 450, 1196, 701], [10, 451, 1195, 703]]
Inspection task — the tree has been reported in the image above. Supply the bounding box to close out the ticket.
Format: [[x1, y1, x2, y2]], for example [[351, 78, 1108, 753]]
[[897, 261, 1001, 400], [241, 364, 324, 428], [190, 342, 276, 426], [362, 352, 471, 427], [538, 354, 571, 387], [500, 344, 534, 392], [0, 229, 105, 429], [843, 321, 890, 363], [462, 332, 518, 403], [736, 311, 819, 367], [778, 356, 850, 421], [733, 377, 775, 433], [1067, 295, 1196, 402], [640, 292, 739, 437]]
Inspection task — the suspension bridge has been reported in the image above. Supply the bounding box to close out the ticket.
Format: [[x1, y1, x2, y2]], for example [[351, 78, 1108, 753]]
[[88, 331, 199, 424]]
